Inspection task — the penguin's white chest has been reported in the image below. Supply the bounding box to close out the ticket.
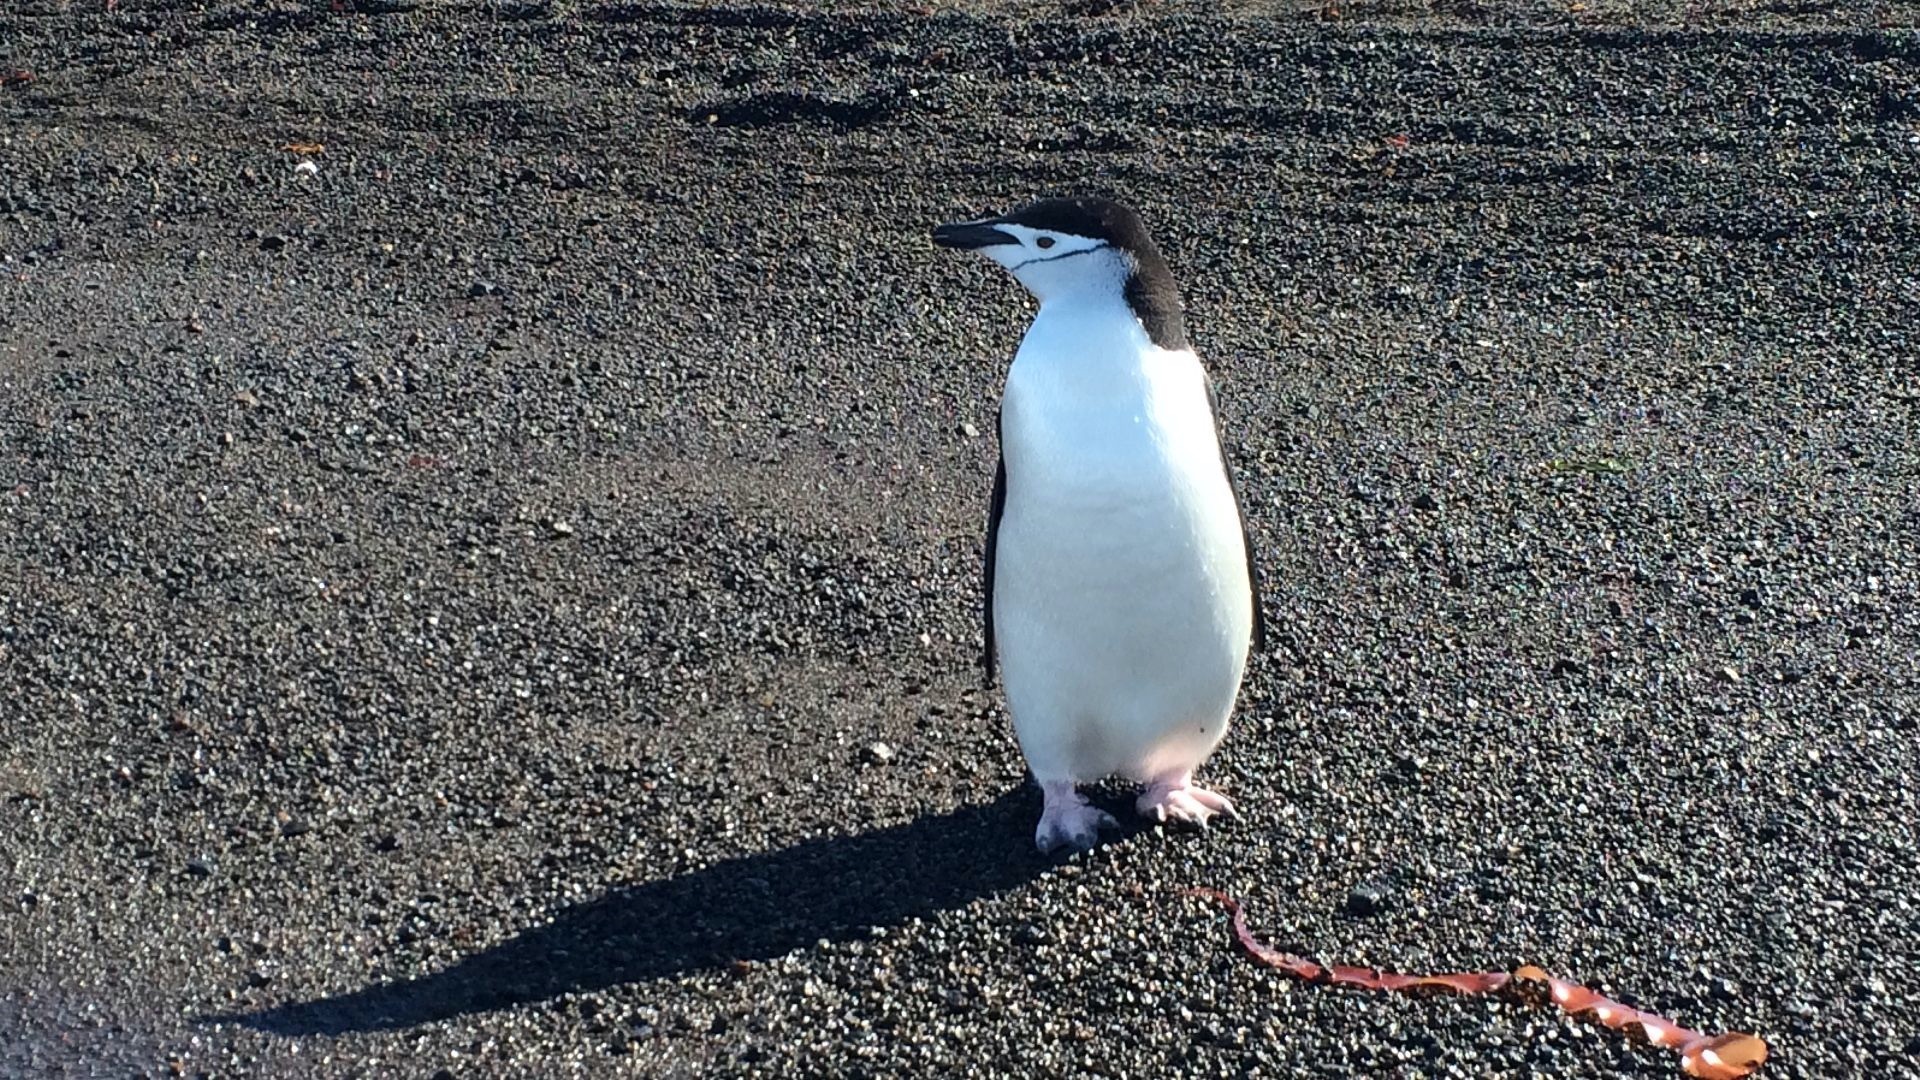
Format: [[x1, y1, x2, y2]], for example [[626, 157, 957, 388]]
[[993, 307, 1254, 785]]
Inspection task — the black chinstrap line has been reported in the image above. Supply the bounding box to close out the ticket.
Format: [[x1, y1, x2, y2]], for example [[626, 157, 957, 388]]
[[1006, 241, 1109, 272]]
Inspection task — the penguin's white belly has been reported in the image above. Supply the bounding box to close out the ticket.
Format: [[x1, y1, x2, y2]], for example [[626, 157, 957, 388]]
[[994, 406, 1253, 785]]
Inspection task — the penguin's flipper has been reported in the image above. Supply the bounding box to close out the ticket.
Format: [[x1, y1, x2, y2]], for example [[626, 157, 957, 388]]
[[1206, 378, 1266, 653], [982, 405, 1007, 686]]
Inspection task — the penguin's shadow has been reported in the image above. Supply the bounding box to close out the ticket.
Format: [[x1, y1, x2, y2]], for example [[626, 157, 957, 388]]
[[211, 788, 1130, 1036]]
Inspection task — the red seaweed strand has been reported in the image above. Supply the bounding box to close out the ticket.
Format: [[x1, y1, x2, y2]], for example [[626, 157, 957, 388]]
[[1187, 888, 1768, 1080]]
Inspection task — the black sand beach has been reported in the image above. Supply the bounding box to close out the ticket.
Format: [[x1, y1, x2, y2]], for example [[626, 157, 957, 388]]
[[3, 2, 1917, 1076]]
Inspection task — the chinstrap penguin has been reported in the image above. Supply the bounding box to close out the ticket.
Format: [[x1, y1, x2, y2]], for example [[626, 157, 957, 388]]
[[932, 197, 1266, 854]]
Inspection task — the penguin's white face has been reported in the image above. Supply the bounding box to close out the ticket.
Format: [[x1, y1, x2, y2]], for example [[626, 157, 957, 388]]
[[933, 218, 1127, 303], [975, 223, 1108, 271]]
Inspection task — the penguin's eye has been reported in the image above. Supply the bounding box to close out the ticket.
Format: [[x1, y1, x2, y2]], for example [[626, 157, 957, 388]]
[[1036, 236, 1055, 249]]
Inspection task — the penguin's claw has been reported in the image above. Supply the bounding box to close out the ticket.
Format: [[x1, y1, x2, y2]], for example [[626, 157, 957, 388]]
[[1137, 779, 1236, 829], [1035, 783, 1120, 854]]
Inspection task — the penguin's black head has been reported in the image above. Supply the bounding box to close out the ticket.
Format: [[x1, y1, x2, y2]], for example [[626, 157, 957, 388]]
[[932, 196, 1188, 350]]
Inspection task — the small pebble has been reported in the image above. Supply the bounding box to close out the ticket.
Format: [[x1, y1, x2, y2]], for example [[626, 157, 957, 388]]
[[1345, 880, 1392, 918]]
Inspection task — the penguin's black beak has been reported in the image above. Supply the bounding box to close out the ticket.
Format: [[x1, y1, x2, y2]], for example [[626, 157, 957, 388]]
[[933, 219, 1018, 250]]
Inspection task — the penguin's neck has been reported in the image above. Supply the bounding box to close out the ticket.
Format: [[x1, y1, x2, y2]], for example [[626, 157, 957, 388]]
[[1015, 289, 1158, 401]]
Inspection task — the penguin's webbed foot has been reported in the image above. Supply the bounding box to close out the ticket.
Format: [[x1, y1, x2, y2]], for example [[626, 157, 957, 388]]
[[1035, 781, 1120, 854], [1137, 773, 1236, 830]]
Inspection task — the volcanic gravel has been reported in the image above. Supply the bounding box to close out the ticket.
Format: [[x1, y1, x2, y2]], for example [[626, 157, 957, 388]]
[[4, 2, 1919, 1077]]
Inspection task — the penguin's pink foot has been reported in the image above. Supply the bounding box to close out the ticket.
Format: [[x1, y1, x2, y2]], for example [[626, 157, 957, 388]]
[[1035, 780, 1119, 854], [1136, 772, 1236, 829]]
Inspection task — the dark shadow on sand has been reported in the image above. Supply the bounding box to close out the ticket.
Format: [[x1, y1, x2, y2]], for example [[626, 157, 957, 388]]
[[211, 788, 1112, 1036]]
